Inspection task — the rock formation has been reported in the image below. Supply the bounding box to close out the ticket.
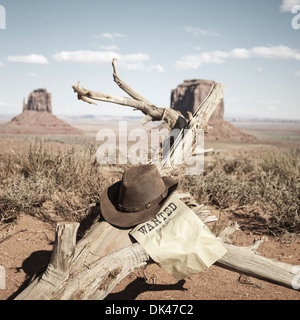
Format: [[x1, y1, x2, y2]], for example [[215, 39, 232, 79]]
[[171, 79, 255, 142], [0, 89, 83, 135], [23, 88, 52, 113], [171, 79, 224, 121]]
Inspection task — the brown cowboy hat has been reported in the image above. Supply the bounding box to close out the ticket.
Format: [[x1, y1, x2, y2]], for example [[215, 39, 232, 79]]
[[100, 164, 178, 228]]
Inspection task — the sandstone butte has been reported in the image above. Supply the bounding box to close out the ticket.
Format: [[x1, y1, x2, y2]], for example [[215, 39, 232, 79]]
[[171, 79, 255, 142], [0, 88, 83, 135]]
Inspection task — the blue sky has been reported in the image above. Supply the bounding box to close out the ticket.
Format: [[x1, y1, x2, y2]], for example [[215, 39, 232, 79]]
[[0, 0, 300, 119]]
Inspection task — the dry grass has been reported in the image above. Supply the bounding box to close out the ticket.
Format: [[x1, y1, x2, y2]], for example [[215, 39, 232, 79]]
[[0, 140, 116, 225], [0, 139, 299, 236], [181, 148, 300, 235]]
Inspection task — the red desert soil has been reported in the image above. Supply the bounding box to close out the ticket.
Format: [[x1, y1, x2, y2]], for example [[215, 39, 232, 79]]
[[0, 212, 299, 300]]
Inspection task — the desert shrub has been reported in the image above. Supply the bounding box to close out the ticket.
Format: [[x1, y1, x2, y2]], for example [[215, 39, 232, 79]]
[[255, 151, 300, 233], [182, 149, 300, 235], [1, 140, 299, 235], [0, 141, 115, 225]]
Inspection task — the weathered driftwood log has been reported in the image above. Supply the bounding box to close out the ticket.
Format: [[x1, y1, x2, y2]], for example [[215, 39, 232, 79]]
[[15, 222, 79, 299], [14, 194, 216, 300], [214, 223, 299, 289], [15, 194, 299, 300], [14, 219, 132, 300], [72, 57, 224, 176], [155, 81, 224, 176], [72, 57, 224, 135], [72, 58, 186, 130]]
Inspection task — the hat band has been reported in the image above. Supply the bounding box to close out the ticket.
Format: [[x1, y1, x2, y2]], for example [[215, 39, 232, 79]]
[[117, 189, 168, 213]]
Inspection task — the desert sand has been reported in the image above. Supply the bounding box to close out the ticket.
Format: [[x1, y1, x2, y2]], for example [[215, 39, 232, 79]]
[[0, 118, 299, 301]]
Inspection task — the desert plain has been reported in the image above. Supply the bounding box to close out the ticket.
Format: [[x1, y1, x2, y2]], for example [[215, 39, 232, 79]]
[[0, 115, 299, 300]]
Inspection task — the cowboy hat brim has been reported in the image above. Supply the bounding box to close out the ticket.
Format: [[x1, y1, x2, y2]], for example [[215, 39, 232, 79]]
[[100, 176, 178, 228]]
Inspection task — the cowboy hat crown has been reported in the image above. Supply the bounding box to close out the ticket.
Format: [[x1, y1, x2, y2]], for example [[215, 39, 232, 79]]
[[100, 164, 178, 228]]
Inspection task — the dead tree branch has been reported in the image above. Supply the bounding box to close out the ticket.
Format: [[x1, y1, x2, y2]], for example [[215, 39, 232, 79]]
[[72, 59, 185, 129]]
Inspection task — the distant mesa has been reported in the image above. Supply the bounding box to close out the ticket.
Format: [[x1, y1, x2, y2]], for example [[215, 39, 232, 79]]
[[0, 88, 83, 135], [23, 88, 52, 113], [171, 79, 256, 142]]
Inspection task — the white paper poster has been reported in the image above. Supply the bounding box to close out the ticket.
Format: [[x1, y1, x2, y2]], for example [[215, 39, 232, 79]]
[[130, 195, 227, 280]]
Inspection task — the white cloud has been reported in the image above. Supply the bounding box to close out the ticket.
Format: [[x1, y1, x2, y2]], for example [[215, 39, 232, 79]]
[[7, 54, 49, 65], [176, 45, 300, 69], [119, 62, 164, 72], [280, 0, 300, 12], [94, 33, 127, 40], [53, 50, 163, 72], [53, 51, 150, 64], [7, 54, 47, 64], [250, 45, 300, 60], [28, 72, 38, 77], [149, 64, 165, 72], [53, 50, 119, 64], [120, 53, 150, 62], [183, 26, 221, 37], [0, 101, 17, 107], [230, 48, 251, 59], [0, 62, 3, 66], [295, 70, 300, 76], [176, 50, 231, 69]]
